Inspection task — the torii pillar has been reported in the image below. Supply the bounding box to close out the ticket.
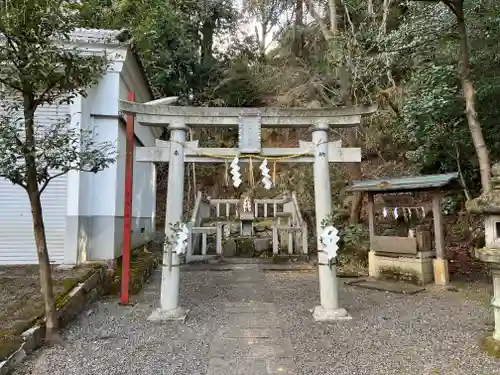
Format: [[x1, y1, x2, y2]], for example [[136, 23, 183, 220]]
[[312, 121, 351, 321], [148, 119, 189, 321]]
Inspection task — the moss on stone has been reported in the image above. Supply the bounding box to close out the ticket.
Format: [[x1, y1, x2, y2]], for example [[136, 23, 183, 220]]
[[0, 265, 106, 361], [272, 255, 291, 264], [234, 236, 255, 257], [0, 333, 22, 361], [272, 255, 309, 264], [466, 194, 500, 215], [108, 244, 161, 295], [467, 162, 500, 214], [481, 334, 500, 358], [201, 216, 238, 225], [379, 266, 422, 285], [55, 288, 74, 309], [56, 278, 79, 292]]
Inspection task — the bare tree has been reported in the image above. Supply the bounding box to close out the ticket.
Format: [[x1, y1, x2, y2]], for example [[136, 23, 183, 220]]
[[244, 0, 294, 59], [293, 0, 305, 57], [304, 0, 367, 223]]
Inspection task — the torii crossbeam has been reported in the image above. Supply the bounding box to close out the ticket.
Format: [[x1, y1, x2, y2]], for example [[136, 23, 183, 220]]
[[119, 99, 376, 322]]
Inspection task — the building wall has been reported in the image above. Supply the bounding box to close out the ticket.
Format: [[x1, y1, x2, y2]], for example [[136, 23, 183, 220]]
[[0, 103, 69, 264], [77, 71, 122, 261], [0, 40, 158, 265], [68, 50, 157, 263], [112, 55, 157, 259]]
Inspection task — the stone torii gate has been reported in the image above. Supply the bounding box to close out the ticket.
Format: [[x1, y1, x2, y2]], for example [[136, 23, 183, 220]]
[[119, 99, 376, 322]]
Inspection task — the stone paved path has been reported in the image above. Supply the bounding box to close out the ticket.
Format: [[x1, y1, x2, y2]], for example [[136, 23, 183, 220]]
[[12, 263, 500, 375], [206, 264, 296, 374]]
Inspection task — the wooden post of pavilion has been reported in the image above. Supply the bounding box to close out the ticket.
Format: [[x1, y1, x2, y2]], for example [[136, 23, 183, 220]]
[[432, 189, 449, 285], [366, 192, 377, 278]]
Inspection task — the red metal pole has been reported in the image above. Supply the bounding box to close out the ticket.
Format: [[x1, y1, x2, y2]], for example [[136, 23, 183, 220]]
[[120, 91, 135, 305]]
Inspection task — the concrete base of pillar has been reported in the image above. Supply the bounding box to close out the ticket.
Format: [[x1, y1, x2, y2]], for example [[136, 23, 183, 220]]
[[148, 307, 189, 323], [493, 331, 500, 342], [312, 306, 352, 321], [482, 334, 500, 358], [433, 258, 450, 286]]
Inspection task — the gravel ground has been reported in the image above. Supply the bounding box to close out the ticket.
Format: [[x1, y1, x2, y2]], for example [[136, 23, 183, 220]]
[[268, 272, 499, 375], [13, 266, 500, 375]]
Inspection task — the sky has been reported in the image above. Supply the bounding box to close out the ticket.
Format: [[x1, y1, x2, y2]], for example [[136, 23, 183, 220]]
[[216, 0, 319, 53], [215, 0, 291, 53]]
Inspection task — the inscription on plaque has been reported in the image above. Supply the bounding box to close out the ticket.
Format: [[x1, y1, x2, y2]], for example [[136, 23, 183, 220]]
[[238, 193, 255, 221], [238, 113, 261, 154]]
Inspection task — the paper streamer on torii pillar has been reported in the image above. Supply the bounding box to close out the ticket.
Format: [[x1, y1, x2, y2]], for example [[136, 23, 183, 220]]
[[320, 226, 340, 260], [174, 223, 190, 255]]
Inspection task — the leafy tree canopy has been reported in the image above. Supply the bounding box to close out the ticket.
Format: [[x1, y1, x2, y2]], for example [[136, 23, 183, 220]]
[[0, 0, 115, 192]]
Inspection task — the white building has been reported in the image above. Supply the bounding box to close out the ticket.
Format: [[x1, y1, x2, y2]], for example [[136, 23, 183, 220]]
[[0, 28, 158, 265]]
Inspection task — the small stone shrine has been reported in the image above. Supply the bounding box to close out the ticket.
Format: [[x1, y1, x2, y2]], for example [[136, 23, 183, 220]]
[[467, 163, 500, 343]]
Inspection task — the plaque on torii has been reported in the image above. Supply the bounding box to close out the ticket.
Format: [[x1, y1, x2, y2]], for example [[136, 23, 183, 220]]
[[238, 113, 261, 154]]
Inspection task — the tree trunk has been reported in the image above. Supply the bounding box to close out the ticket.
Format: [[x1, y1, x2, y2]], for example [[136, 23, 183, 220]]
[[293, 0, 304, 57], [23, 101, 59, 343], [201, 16, 216, 66], [27, 185, 59, 342], [258, 21, 267, 61], [307, 0, 362, 222], [339, 66, 363, 223], [367, 0, 374, 15], [328, 0, 337, 35], [454, 1, 491, 193]]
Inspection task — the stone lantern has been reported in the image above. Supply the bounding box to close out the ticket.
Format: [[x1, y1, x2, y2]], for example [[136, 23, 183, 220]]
[[467, 163, 500, 343]]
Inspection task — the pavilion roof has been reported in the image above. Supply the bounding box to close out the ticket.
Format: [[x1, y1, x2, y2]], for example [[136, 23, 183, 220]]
[[347, 173, 460, 193]]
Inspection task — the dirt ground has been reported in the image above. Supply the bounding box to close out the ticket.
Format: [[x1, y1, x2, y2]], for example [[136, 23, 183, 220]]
[[0, 265, 97, 361]]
